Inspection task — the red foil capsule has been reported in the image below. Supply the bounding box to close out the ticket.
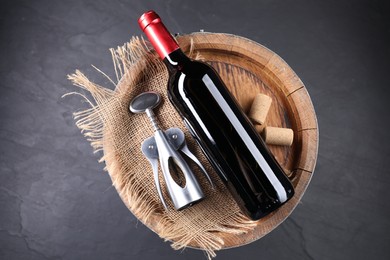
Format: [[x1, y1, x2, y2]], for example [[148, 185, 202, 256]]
[[138, 10, 180, 59]]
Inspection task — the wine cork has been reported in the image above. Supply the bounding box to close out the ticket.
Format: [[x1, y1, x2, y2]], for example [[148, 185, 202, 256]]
[[261, 126, 294, 146], [248, 93, 272, 125]]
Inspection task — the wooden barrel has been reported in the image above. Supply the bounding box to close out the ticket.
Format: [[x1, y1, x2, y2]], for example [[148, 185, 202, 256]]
[[108, 32, 318, 249]]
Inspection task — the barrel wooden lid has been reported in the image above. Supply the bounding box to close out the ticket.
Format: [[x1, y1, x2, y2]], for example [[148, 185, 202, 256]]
[[108, 32, 318, 249]]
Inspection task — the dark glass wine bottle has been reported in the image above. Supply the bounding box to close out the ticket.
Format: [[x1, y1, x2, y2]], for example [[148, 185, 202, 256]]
[[138, 10, 294, 220]]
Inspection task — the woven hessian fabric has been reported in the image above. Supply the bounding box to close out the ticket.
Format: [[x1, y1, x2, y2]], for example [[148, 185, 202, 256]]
[[67, 37, 258, 259]]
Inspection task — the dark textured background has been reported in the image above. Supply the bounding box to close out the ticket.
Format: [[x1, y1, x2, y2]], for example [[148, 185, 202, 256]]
[[1, 0, 390, 259]]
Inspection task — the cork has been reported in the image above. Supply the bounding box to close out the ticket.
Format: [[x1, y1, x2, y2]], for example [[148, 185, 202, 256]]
[[261, 126, 294, 146], [248, 93, 272, 125]]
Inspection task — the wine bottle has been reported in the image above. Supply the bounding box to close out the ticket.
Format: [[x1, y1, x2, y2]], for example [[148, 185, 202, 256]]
[[138, 10, 294, 220]]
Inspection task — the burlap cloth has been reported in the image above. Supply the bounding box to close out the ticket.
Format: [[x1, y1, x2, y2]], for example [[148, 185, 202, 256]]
[[67, 36, 263, 259]]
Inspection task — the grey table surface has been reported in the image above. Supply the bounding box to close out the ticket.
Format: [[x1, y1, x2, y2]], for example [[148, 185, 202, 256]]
[[1, 0, 389, 259]]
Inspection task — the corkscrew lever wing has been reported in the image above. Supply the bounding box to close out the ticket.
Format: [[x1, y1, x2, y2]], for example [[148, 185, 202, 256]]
[[141, 136, 167, 209]]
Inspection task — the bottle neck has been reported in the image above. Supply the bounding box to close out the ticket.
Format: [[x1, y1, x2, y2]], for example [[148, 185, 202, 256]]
[[138, 10, 180, 60], [163, 48, 191, 72]]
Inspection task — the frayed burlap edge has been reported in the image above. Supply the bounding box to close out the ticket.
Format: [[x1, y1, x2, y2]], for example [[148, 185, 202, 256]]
[[65, 36, 258, 259]]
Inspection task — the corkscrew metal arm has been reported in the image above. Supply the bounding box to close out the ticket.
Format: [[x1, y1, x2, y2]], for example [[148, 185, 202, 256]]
[[165, 128, 213, 188], [141, 136, 167, 209]]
